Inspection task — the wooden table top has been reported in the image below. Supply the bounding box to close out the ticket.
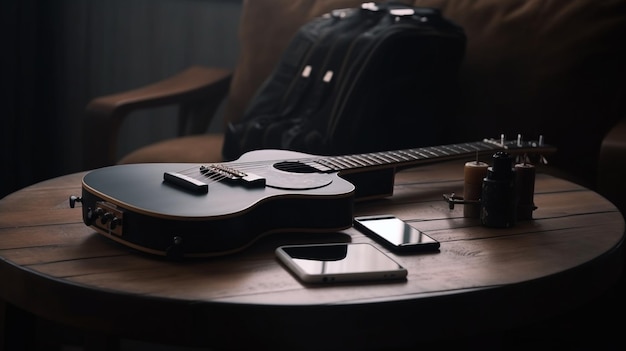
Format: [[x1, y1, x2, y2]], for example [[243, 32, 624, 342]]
[[0, 161, 623, 350]]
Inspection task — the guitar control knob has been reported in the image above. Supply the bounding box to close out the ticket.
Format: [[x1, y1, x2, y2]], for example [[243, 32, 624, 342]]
[[101, 212, 114, 225], [86, 207, 104, 225], [110, 217, 121, 230]]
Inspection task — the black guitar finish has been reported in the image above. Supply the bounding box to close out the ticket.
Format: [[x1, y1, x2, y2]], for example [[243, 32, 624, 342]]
[[80, 140, 554, 258]]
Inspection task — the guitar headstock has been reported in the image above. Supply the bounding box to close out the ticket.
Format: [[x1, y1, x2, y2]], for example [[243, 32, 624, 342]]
[[483, 134, 556, 164]]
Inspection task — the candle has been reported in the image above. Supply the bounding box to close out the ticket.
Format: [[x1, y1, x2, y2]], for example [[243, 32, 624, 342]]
[[515, 163, 536, 220], [463, 161, 489, 218]]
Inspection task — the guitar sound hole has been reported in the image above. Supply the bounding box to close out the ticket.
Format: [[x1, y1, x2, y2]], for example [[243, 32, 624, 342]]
[[273, 161, 317, 173]]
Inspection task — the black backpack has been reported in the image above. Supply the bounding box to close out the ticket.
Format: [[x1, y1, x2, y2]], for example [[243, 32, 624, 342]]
[[222, 2, 466, 160]]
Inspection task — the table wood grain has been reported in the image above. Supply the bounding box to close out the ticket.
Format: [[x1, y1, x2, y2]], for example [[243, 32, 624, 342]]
[[0, 161, 623, 350]]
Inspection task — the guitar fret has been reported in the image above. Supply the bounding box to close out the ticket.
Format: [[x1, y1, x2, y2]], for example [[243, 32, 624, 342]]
[[331, 159, 351, 169], [345, 155, 365, 167], [388, 151, 411, 161], [397, 150, 418, 161], [361, 154, 384, 165], [378, 154, 396, 163], [368, 153, 389, 164], [307, 161, 333, 172], [478, 141, 499, 150], [412, 149, 430, 158], [352, 155, 375, 167], [428, 150, 442, 158], [315, 159, 342, 170], [431, 146, 446, 154], [337, 156, 362, 168], [456, 143, 479, 152], [328, 157, 355, 169], [381, 153, 403, 163], [404, 149, 425, 159], [423, 149, 440, 157], [466, 143, 483, 151], [440, 145, 461, 155]]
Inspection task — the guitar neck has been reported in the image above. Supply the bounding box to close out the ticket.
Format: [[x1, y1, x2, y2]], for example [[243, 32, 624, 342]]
[[309, 138, 553, 174], [162, 137, 553, 197]]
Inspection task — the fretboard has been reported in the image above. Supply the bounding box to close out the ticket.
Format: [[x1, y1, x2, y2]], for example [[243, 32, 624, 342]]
[[308, 138, 553, 173]]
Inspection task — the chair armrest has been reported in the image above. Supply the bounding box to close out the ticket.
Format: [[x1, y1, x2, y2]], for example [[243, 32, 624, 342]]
[[598, 117, 626, 216], [83, 66, 232, 169]]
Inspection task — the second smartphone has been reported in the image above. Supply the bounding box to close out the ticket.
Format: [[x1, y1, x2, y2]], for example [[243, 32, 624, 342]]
[[354, 215, 440, 253]]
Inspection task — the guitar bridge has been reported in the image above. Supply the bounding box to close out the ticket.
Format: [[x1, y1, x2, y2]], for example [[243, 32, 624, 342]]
[[164, 172, 209, 194], [200, 165, 266, 188]]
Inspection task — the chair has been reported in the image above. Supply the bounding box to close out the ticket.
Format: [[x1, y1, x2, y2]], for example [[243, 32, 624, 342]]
[[83, 66, 232, 169], [83, 0, 626, 214]]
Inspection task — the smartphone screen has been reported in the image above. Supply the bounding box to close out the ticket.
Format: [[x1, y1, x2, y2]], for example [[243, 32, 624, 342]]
[[276, 243, 407, 283], [354, 215, 440, 253]]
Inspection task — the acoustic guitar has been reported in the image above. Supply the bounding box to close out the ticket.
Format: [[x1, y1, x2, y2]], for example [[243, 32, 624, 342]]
[[75, 137, 554, 258]]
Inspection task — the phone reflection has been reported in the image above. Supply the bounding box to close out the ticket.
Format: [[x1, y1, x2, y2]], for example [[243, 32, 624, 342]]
[[282, 243, 401, 275], [359, 216, 437, 246]]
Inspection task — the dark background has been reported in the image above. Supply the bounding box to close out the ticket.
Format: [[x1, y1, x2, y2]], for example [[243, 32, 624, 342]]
[[1, 0, 242, 199]]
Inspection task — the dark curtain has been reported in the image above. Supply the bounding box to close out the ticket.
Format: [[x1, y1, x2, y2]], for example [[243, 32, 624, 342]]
[[2, 0, 63, 199], [1, 0, 241, 199]]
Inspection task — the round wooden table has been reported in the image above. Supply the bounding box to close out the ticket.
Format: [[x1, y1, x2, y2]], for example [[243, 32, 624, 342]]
[[0, 161, 623, 350]]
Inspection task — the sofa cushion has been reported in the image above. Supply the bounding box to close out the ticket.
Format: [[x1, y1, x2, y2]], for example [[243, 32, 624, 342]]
[[118, 134, 225, 164], [429, 0, 626, 186]]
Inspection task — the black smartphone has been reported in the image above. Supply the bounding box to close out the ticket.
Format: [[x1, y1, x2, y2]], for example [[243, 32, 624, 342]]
[[353, 215, 440, 253]]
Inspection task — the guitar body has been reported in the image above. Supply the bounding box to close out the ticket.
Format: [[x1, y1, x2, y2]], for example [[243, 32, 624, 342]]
[[78, 138, 554, 258], [81, 150, 356, 258]]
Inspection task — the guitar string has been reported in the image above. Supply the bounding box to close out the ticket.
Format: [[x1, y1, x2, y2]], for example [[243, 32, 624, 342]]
[[169, 159, 318, 185], [171, 147, 464, 183], [167, 141, 541, 186], [172, 151, 410, 184], [172, 165, 229, 185]]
